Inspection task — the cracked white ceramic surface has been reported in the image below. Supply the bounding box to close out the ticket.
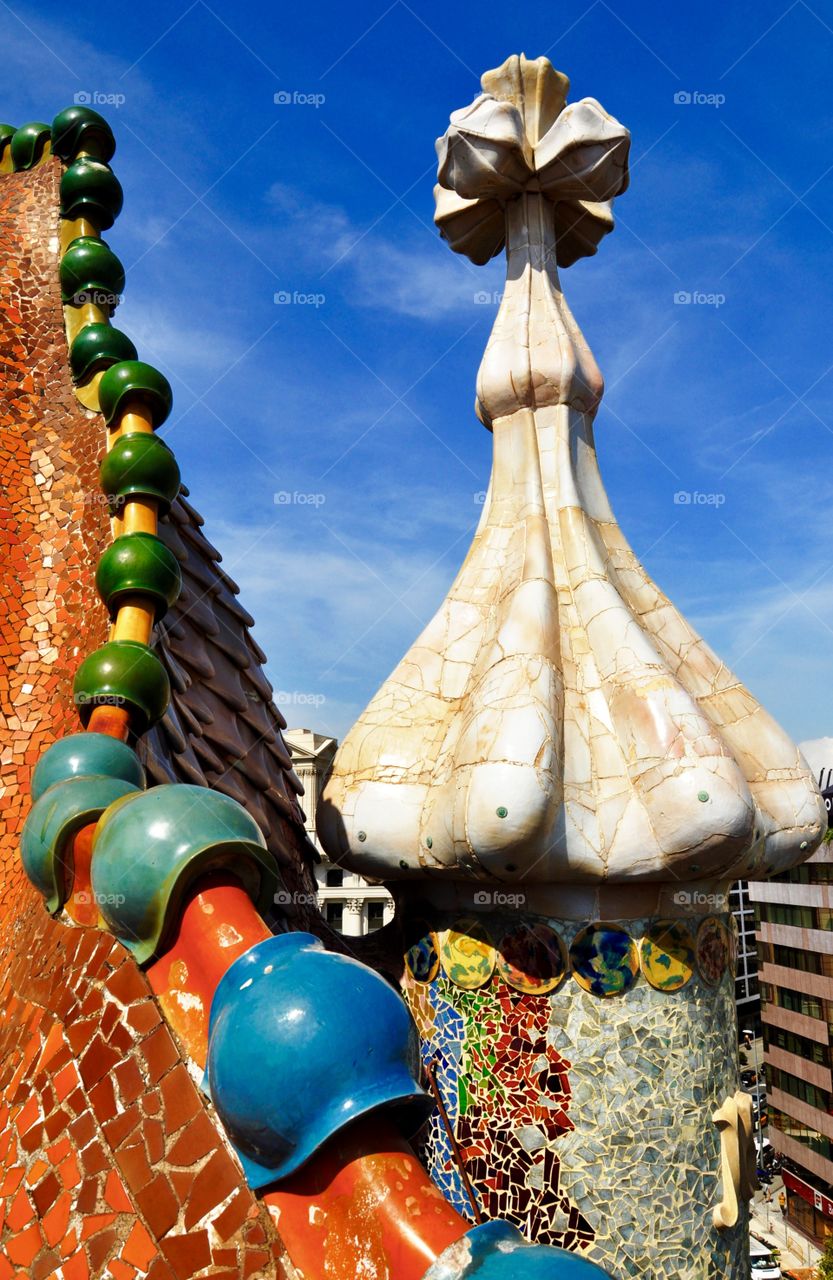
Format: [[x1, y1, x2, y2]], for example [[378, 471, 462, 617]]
[[318, 54, 825, 891]]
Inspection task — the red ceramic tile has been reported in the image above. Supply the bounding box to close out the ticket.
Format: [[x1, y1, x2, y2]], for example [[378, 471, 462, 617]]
[[160, 1229, 212, 1277], [135, 1173, 179, 1237], [160, 1064, 201, 1136], [183, 1149, 241, 1229]]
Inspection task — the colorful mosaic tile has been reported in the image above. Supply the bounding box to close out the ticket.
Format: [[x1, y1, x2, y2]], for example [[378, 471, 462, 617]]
[[0, 160, 294, 1280], [405, 910, 747, 1279]]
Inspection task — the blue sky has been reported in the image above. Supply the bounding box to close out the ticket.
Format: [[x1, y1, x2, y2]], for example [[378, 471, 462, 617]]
[[4, 0, 833, 744]]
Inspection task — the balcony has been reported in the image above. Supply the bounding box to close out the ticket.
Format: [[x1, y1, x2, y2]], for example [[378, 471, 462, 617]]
[[757, 923, 833, 955], [770, 1086, 833, 1141], [759, 962, 833, 1002], [763, 1003, 830, 1046], [765, 1045, 832, 1092], [769, 1128, 833, 1185], [750, 882, 833, 908]]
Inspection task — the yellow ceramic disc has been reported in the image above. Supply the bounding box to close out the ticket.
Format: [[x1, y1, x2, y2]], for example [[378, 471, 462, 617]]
[[440, 919, 496, 990], [639, 919, 696, 992]]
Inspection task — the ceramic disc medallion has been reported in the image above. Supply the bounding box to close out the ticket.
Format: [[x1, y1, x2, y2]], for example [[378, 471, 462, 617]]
[[569, 923, 639, 997], [640, 919, 696, 992], [440, 919, 496, 990], [497, 922, 567, 994], [404, 927, 440, 983], [696, 916, 730, 987], [727, 914, 739, 974]]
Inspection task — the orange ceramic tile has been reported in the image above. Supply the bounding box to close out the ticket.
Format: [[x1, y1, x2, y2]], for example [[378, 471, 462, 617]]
[[121, 1219, 158, 1270], [62, 1248, 91, 1280], [104, 1169, 133, 1214], [109, 1260, 138, 1280], [80, 1211, 117, 1239], [42, 1189, 72, 1247], [6, 1186, 33, 1230], [5, 1219, 43, 1267]]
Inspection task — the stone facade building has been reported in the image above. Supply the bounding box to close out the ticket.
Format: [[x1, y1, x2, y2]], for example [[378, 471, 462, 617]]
[[283, 728, 393, 936]]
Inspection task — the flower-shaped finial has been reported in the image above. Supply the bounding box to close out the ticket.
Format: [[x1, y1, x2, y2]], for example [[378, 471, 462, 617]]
[[320, 54, 824, 904], [434, 54, 630, 267]]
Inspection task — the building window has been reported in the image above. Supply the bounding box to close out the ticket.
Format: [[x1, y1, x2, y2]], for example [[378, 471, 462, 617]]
[[772, 944, 823, 975], [326, 868, 344, 887], [765, 1026, 827, 1064], [777, 987, 824, 1020], [367, 901, 385, 933], [769, 1066, 831, 1112], [784, 862, 833, 885], [761, 904, 814, 929], [326, 901, 343, 931], [770, 1107, 833, 1160]]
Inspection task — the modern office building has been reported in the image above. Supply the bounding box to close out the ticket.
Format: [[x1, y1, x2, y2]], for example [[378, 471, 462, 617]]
[[283, 727, 394, 936], [749, 737, 833, 1245], [733, 879, 761, 1036]]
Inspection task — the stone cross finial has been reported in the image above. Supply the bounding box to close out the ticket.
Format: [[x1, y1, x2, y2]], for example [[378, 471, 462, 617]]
[[318, 55, 824, 917], [434, 54, 629, 269]]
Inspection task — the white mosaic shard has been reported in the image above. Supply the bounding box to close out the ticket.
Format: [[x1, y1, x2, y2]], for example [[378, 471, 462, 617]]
[[318, 54, 825, 895]]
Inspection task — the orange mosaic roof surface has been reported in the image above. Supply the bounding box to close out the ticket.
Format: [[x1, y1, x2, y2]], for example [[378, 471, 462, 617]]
[[0, 160, 300, 1278]]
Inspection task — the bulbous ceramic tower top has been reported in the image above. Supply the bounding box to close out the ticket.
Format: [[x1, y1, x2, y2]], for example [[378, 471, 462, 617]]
[[318, 55, 825, 907]]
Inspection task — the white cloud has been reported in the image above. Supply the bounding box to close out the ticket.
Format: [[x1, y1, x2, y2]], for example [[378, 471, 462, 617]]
[[266, 181, 502, 319], [202, 501, 479, 738]]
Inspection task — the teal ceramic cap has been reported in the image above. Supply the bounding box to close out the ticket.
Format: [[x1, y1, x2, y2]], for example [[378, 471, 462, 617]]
[[423, 1222, 615, 1279], [21, 775, 143, 914], [91, 784, 279, 966], [205, 933, 433, 1187], [31, 732, 145, 802]]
